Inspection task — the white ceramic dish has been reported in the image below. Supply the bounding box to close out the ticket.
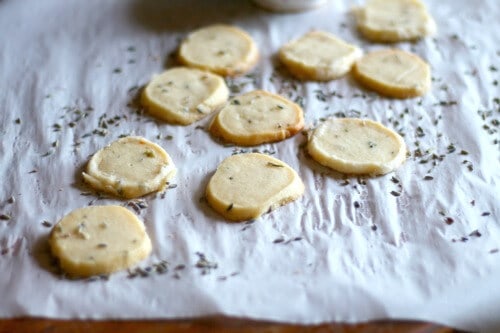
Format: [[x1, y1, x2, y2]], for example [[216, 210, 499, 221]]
[[253, 0, 328, 12]]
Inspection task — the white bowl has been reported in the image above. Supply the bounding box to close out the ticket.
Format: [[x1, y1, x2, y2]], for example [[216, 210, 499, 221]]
[[253, 0, 328, 12]]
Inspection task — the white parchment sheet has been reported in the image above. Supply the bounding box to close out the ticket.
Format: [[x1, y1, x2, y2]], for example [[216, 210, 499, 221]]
[[0, 0, 499, 331]]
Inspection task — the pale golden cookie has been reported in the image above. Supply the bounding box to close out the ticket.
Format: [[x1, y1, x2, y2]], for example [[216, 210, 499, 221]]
[[307, 117, 406, 175], [206, 153, 304, 221], [279, 31, 362, 81], [49, 205, 152, 278], [141, 67, 229, 125], [178, 24, 259, 76], [352, 49, 431, 98], [353, 0, 436, 42], [83, 136, 176, 199], [209, 90, 304, 146]]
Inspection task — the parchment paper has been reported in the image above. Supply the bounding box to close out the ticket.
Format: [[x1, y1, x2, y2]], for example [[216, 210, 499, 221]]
[[0, 0, 499, 331]]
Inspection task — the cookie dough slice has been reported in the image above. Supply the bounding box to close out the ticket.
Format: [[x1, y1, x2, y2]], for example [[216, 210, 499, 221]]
[[279, 31, 362, 81], [82, 136, 176, 199], [308, 117, 406, 175], [209, 90, 304, 146], [178, 24, 259, 76], [49, 205, 152, 278], [206, 153, 304, 221], [141, 67, 229, 125], [352, 49, 431, 98], [353, 0, 436, 42]]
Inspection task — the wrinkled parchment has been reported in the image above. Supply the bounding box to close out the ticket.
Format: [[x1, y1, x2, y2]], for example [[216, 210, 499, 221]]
[[0, 0, 499, 331]]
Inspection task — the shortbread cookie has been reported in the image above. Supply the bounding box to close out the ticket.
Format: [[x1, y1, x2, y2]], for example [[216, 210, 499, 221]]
[[352, 49, 431, 98], [353, 0, 436, 42], [178, 24, 259, 76], [279, 31, 362, 81], [83, 136, 176, 199], [141, 67, 229, 125], [49, 205, 152, 278], [209, 90, 304, 146], [308, 118, 406, 175], [206, 153, 304, 221]]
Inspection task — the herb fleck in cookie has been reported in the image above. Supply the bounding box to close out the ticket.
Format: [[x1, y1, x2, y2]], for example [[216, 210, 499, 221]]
[[206, 153, 304, 222], [307, 117, 406, 175], [352, 49, 431, 98], [279, 31, 362, 81], [353, 0, 436, 42], [83, 136, 176, 199], [141, 67, 229, 125], [178, 24, 259, 76], [209, 90, 304, 146], [49, 205, 152, 278]]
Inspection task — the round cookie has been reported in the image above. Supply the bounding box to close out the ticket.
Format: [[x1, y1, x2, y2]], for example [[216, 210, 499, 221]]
[[209, 90, 304, 146], [49, 205, 152, 278], [82, 136, 176, 199], [352, 49, 431, 98], [141, 67, 229, 125], [353, 0, 436, 42], [206, 153, 304, 222], [279, 31, 362, 81], [307, 117, 406, 175], [178, 24, 259, 76]]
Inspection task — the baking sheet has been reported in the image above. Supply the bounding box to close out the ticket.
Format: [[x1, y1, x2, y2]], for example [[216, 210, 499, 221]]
[[0, 0, 499, 331]]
